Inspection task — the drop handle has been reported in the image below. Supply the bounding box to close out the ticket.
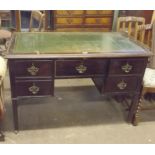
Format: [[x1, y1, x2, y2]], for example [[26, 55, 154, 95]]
[[27, 63, 39, 76], [121, 63, 133, 73], [75, 64, 87, 74], [117, 80, 127, 90], [28, 83, 40, 94]]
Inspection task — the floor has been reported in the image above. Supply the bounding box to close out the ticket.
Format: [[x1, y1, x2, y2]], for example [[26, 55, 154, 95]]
[[1, 73, 155, 144]]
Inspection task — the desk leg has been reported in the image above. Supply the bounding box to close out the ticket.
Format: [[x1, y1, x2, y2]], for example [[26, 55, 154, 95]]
[[127, 93, 140, 124], [12, 99, 19, 132]]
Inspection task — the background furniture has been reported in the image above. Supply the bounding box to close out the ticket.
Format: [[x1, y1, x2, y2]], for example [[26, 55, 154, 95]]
[[14, 10, 114, 32], [0, 29, 11, 141], [119, 10, 153, 24], [0, 11, 11, 28], [53, 10, 114, 32], [29, 11, 45, 32], [133, 21, 155, 125], [0, 56, 7, 141], [116, 16, 145, 38], [7, 32, 150, 131]]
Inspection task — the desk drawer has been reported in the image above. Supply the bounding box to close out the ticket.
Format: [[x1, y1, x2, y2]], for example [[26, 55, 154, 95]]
[[108, 58, 147, 75], [56, 59, 108, 77], [10, 60, 54, 77], [104, 76, 141, 93], [15, 80, 53, 96]]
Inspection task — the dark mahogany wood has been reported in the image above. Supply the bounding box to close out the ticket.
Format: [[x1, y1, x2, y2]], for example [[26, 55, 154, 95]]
[[15, 80, 54, 97], [56, 59, 108, 77], [103, 76, 141, 93], [7, 32, 151, 131], [108, 58, 148, 75], [10, 60, 54, 77]]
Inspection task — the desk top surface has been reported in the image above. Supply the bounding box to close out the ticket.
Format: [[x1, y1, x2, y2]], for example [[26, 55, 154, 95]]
[[8, 32, 150, 58]]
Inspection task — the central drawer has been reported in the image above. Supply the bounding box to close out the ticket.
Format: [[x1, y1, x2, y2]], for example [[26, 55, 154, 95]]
[[56, 59, 108, 77]]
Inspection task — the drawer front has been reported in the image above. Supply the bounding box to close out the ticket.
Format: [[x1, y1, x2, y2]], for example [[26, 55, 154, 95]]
[[55, 10, 84, 15], [15, 80, 53, 96], [86, 10, 113, 15], [56, 18, 83, 25], [85, 18, 112, 25], [109, 58, 148, 75], [10, 60, 54, 77], [104, 76, 141, 93], [56, 59, 108, 77]]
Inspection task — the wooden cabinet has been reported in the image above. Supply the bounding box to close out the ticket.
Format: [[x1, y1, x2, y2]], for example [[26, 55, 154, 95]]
[[53, 10, 114, 32]]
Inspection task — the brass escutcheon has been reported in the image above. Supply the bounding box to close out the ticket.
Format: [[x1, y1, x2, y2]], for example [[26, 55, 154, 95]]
[[117, 80, 127, 90], [28, 83, 40, 94], [75, 63, 87, 74], [27, 63, 39, 76], [121, 63, 133, 73], [67, 18, 73, 24]]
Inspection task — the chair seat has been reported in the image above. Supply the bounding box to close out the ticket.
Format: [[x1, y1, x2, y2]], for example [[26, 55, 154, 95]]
[[0, 30, 11, 39], [143, 68, 155, 87], [0, 56, 7, 80]]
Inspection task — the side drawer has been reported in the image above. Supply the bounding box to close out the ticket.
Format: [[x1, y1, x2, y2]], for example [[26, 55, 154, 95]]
[[9, 60, 54, 77], [108, 58, 148, 75], [104, 76, 141, 93], [15, 80, 54, 97], [56, 59, 108, 77]]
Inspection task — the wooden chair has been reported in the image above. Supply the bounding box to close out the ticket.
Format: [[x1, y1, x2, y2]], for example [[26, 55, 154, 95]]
[[29, 10, 45, 32], [0, 29, 11, 141], [117, 16, 145, 38], [133, 20, 155, 125], [0, 56, 7, 141]]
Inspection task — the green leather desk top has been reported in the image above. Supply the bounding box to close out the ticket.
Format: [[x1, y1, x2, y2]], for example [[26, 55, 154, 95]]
[[8, 32, 150, 58]]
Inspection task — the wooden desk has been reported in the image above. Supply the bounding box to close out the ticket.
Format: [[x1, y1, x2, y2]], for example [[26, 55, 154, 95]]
[[7, 32, 151, 131]]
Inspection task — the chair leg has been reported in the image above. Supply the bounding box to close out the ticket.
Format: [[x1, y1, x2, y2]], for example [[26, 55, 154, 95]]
[[0, 81, 5, 141], [0, 97, 5, 141], [132, 88, 146, 125], [132, 98, 142, 126]]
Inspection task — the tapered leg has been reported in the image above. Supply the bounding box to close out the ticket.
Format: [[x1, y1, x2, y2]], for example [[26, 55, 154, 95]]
[[127, 93, 140, 124], [12, 99, 19, 132]]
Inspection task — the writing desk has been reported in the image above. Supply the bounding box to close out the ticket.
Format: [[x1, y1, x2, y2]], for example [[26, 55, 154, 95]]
[[7, 32, 151, 131]]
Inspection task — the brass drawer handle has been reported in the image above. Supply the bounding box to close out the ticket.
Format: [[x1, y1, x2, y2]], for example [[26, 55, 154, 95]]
[[27, 63, 39, 76], [67, 18, 73, 24], [117, 80, 127, 90], [28, 83, 40, 95], [75, 64, 87, 74], [121, 63, 133, 73]]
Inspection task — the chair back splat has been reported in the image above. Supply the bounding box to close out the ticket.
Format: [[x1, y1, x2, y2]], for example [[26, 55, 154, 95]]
[[29, 11, 45, 32], [117, 16, 145, 38]]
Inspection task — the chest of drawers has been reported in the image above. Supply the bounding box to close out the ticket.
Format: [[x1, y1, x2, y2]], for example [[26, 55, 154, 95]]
[[53, 10, 114, 31]]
